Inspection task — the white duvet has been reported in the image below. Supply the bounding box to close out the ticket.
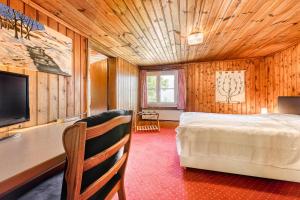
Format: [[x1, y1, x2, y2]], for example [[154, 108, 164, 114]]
[[176, 112, 300, 170]]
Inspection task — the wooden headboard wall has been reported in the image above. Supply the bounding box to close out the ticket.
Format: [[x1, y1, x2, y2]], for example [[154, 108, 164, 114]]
[[278, 96, 300, 115], [177, 42, 300, 114]]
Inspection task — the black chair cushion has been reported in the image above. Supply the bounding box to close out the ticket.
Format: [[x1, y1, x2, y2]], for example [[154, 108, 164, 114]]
[[61, 110, 132, 200]]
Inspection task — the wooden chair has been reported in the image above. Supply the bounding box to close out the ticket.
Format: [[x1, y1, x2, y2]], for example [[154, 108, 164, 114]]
[[62, 111, 133, 200]]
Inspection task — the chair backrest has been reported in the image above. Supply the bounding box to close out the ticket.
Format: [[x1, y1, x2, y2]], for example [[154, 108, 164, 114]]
[[61, 110, 133, 200]]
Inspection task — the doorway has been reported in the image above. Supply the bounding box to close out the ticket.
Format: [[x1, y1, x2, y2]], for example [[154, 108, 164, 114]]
[[88, 47, 108, 116]]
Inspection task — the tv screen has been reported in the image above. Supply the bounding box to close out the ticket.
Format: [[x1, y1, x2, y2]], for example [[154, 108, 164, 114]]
[[0, 71, 29, 127]]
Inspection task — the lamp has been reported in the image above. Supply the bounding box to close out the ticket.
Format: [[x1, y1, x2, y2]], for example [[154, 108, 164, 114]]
[[261, 107, 268, 114], [187, 32, 204, 45]]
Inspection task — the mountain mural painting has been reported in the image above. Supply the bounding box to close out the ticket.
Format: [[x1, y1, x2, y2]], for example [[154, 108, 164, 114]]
[[0, 3, 72, 76]]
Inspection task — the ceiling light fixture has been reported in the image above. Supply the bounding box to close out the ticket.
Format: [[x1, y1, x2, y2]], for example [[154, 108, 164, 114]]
[[187, 32, 204, 45]]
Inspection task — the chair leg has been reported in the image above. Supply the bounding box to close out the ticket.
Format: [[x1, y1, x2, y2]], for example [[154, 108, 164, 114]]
[[118, 180, 126, 200]]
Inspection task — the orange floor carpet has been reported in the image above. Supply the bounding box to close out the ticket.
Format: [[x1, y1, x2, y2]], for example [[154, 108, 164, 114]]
[[120, 128, 300, 200]]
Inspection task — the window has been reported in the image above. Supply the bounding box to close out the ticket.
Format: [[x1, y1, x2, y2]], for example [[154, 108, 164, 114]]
[[146, 70, 178, 107]]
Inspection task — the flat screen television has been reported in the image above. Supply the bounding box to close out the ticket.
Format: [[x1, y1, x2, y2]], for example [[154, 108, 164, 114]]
[[0, 71, 29, 128]]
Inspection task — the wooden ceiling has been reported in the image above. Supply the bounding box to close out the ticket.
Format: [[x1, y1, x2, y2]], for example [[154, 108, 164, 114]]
[[27, 0, 300, 66]]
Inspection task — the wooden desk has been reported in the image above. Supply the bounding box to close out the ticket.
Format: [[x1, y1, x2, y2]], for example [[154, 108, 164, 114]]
[[0, 121, 74, 196]]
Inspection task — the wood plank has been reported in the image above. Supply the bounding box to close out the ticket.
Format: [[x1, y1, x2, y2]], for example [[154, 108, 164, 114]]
[[66, 29, 75, 117], [81, 37, 88, 116], [48, 74, 59, 121], [74, 33, 81, 116], [83, 135, 130, 172], [37, 72, 49, 125], [80, 153, 127, 200], [86, 116, 131, 140], [23, 70, 37, 127]]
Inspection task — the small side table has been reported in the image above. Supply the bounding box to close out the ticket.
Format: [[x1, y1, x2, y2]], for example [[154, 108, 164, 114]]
[[135, 111, 160, 132]]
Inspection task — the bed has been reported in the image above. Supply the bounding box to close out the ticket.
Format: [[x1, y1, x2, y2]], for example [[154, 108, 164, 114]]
[[176, 97, 300, 182]]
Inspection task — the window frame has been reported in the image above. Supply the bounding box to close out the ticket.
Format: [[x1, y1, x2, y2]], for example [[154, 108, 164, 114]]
[[146, 70, 178, 108]]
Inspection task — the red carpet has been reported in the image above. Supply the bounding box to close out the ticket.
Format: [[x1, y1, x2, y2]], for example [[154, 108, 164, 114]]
[[121, 128, 300, 200]]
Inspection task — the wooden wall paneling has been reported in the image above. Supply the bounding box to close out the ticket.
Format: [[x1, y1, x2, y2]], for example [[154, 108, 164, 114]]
[[74, 33, 82, 117], [259, 58, 266, 112], [232, 61, 238, 114], [227, 61, 233, 114], [208, 62, 214, 113], [266, 56, 272, 113], [9, 0, 23, 12], [194, 63, 199, 112], [37, 9, 47, 25], [283, 49, 288, 96], [237, 61, 243, 114], [188, 64, 193, 111], [287, 48, 293, 96], [0, 0, 7, 5], [194, 63, 199, 111], [185, 65, 189, 110], [37, 72, 49, 125], [116, 58, 121, 109], [223, 62, 229, 114], [180, 58, 263, 114], [218, 62, 224, 113], [58, 75, 67, 119], [66, 29, 75, 117], [0, 0, 88, 136], [214, 62, 220, 113], [34, 11, 49, 125], [291, 45, 297, 96], [128, 63, 132, 110], [243, 60, 247, 114], [81, 37, 88, 116], [23, 70, 37, 127], [254, 59, 261, 114], [250, 60, 256, 114], [108, 57, 138, 111], [198, 63, 203, 112], [205, 63, 210, 112], [48, 74, 59, 121], [273, 54, 279, 113], [279, 51, 284, 97], [204, 63, 210, 113], [123, 59, 129, 109], [108, 58, 117, 110], [185, 65, 190, 111], [178, 42, 300, 115], [297, 43, 300, 96], [58, 24, 67, 119], [47, 18, 59, 122]]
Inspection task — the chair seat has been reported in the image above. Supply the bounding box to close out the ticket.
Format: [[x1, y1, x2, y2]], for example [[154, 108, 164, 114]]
[[19, 172, 121, 200]]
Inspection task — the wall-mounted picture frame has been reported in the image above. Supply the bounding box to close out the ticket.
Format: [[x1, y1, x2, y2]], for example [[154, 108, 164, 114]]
[[0, 3, 72, 76], [216, 70, 245, 103]]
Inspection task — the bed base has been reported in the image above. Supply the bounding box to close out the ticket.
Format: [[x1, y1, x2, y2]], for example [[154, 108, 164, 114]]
[[180, 155, 300, 183]]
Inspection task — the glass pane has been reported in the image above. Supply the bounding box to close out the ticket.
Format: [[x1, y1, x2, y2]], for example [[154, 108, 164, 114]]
[[160, 89, 175, 103], [147, 89, 157, 103], [147, 76, 156, 89], [160, 75, 174, 89]]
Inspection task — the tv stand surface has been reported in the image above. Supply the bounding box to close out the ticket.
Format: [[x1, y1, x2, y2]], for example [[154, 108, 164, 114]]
[[0, 121, 75, 196]]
